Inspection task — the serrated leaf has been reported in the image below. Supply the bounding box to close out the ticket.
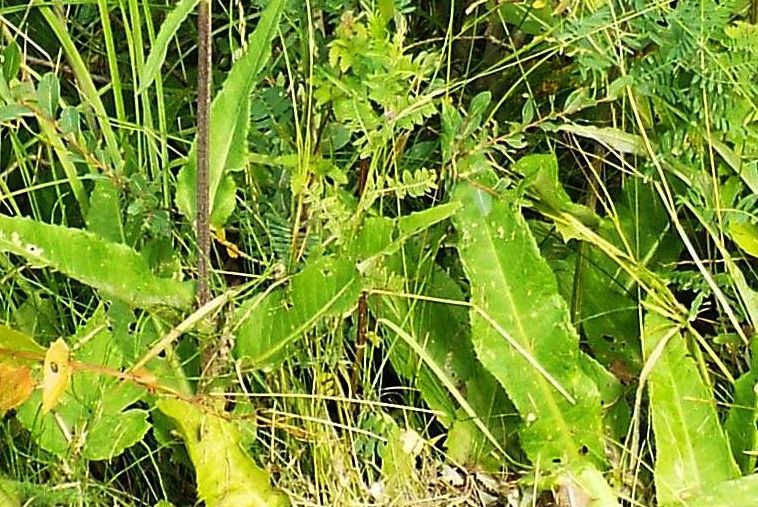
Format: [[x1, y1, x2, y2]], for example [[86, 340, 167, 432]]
[[41, 338, 70, 413], [157, 398, 290, 507], [233, 256, 361, 368], [139, 0, 200, 93], [642, 312, 739, 504], [452, 181, 614, 483], [0, 215, 194, 309], [175, 0, 285, 228]]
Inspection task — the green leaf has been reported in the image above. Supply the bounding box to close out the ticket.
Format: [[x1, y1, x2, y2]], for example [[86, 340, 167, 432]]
[[514, 153, 600, 228], [642, 312, 739, 505], [0, 104, 32, 122], [83, 410, 151, 461], [728, 221, 758, 258], [378, 250, 518, 470], [175, 0, 286, 228], [557, 124, 645, 155], [138, 0, 200, 94], [577, 179, 679, 372], [233, 256, 361, 368], [2, 41, 20, 81], [59, 106, 79, 134], [87, 179, 124, 243], [36, 73, 59, 118], [724, 370, 758, 474], [16, 307, 147, 459], [685, 474, 758, 507], [0, 475, 19, 507], [157, 398, 290, 507], [0, 215, 194, 309], [452, 181, 615, 480], [0, 324, 44, 365]]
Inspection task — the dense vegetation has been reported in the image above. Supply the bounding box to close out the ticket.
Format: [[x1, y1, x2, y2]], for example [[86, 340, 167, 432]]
[[1, 0, 758, 505]]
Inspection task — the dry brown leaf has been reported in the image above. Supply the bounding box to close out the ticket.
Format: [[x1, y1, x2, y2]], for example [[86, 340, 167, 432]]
[[41, 338, 71, 413], [0, 364, 35, 414]]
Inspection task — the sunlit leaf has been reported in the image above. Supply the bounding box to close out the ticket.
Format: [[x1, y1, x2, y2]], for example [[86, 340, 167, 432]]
[[158, 399, 290, 507], [728, 221, 758, 258], [41, 338, 70, 413], [0, 215, 194, 309], [643, 312, 739, 504], [0, 324, 44, 365], [453, 179, 618, 497], [686, 473, 758, 507]]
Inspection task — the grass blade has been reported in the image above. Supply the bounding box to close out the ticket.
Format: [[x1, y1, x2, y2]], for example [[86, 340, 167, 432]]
[[138, 0, 200, 94]]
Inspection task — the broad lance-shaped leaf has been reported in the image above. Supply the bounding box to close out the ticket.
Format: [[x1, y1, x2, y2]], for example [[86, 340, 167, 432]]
[[0, 215, 194, 309], [158, 398, 290, 507], [452, 181, 616, 494], [175, 0, 285, 228], [233, 256, 361, 369], [642, 313, 739, 505]]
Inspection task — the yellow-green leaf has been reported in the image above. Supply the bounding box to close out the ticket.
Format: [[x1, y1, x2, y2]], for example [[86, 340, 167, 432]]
[[158, 399, 289, 507]]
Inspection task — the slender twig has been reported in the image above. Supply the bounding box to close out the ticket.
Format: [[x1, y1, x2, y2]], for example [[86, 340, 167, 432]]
[[196, 0, 214, 379], [196, 0, 212, 307]]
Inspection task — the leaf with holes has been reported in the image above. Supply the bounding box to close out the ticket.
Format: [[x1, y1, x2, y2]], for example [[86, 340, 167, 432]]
[[452, 179, 618, 499]]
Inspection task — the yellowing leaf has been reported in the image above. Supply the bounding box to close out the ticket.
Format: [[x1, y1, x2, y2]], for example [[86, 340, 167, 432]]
[[158, 399, 290, 507], [0, 364, 35, 414], [42, 338, 71, 413]]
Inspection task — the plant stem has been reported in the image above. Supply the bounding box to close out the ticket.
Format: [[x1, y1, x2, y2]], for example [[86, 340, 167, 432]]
[[196, 0, 212, 308]]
